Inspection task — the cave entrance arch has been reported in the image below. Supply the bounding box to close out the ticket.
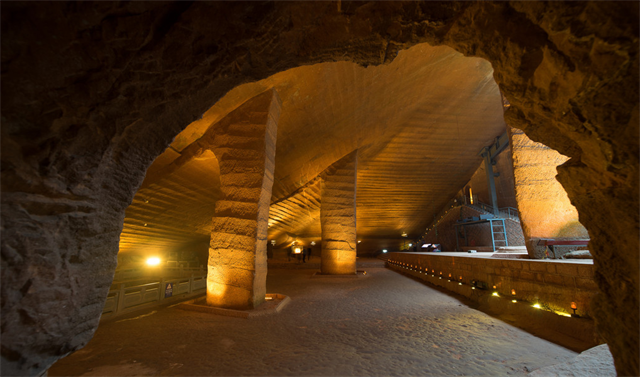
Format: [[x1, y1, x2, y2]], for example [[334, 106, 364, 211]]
[[2, 3, 637, 376]]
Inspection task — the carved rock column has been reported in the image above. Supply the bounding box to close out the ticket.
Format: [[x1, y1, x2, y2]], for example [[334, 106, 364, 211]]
[[321, 151, 358, 275], [509, 126, 589, 259], [207, 89, 280, 309]]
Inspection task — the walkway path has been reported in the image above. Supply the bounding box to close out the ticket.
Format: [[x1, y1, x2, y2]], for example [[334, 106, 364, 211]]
[[50, 259, 576, 376]]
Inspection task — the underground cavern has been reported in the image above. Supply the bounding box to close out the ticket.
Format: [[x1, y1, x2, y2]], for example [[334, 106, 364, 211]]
[[1, 1, 638, 376]]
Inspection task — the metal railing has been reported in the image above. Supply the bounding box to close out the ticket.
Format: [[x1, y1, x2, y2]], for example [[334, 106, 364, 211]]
[[102, 273, 207, 318], [498, 207, 520, 221], [467, 201, 520, 222]]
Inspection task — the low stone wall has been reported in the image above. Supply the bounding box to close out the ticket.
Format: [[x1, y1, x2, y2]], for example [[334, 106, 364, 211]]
[[386, 252, 596, 318]]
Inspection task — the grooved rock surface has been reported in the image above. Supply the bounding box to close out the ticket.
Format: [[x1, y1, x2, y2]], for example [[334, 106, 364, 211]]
[[128, 43, 506, 258], [321, 151, 358, 275], [207, 90, 280, 309], [509, 126, 589, 259], [1, 2, 637, 376]]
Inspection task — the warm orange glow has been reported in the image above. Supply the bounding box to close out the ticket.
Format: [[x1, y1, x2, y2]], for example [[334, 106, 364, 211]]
[[294, 247, 302, 254], [469, 187, 474, 204], [511, 289, 516, 296], [146, 257, 161, 266], [571, 302, 577, 310]]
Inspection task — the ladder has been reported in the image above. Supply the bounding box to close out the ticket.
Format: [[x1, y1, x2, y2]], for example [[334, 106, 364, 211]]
[[490, 219, 508, 251]]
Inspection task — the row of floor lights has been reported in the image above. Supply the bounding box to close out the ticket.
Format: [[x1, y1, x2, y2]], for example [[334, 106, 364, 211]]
[[387, 261, 578, 317], [388, 261, 522, 291]]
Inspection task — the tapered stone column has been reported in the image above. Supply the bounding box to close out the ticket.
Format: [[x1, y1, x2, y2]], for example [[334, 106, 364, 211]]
[[321, 151, 358, 275], [509, 126, 589, 259], [207, 89, 280, 309]]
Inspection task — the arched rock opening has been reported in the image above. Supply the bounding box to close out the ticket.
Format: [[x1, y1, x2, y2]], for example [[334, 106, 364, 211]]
[[1, 2, 637, 376]]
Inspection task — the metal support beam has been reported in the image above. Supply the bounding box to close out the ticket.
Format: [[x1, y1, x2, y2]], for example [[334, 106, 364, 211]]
[[479, 131, 509, 216], [483, 152, 500, 215]]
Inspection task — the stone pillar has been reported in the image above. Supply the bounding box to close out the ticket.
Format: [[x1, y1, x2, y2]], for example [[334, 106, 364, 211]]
[[321, 151, 358, 275], [509, 127, 589, 259], [207, 89, 280, 309]]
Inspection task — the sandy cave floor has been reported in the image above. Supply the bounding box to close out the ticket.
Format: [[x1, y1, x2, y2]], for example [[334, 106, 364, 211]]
[[49, 259, 576, 376]]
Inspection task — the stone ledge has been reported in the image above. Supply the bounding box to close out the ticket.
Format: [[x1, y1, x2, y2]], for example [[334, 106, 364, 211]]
[[177, 293, 290, 318]]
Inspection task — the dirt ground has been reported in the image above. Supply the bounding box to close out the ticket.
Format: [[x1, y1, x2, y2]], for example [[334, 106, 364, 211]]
[[49, 259, 576, 376]]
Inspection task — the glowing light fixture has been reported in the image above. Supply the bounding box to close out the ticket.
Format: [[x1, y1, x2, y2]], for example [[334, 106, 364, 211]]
[[511, 289, 516, 296], [310, 241, 316, 246], [270, 240, 276, 246], [469, 187, 474, 204], [512, 300, 517, 303], [294, 247, 302, 254], [146, 257, 161, 266], [402, 232, 408, 238], [382, 249, 388, 253], [357, 240, 362, 244], [570, 302, 579, 317], [533, 303, 541, 309], [408, 243, 412, 247], [492, 292, 499, 297]]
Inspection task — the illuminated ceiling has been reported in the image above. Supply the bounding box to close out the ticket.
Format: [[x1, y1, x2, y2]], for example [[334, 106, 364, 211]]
[[119, 43, 506, 256]]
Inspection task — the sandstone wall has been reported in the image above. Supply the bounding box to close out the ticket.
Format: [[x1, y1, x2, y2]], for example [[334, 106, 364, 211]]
[[509, 127, 590, 259], [1, 2, 637, 375]]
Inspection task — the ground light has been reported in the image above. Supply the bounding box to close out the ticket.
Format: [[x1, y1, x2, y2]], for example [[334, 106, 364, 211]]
[[146, 257, 161, 266]]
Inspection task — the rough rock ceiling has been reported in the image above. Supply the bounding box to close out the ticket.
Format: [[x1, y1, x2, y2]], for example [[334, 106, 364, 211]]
[[120, 43, 506, 256]]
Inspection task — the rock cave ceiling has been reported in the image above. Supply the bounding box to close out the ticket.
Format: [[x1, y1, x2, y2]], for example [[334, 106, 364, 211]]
[[119, 43, 506, 256]]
